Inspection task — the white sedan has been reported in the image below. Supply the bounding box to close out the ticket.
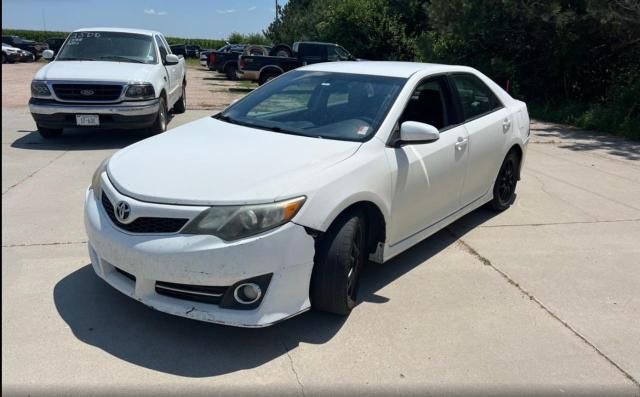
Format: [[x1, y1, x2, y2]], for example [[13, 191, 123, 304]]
[[85, 61, 529, 327]]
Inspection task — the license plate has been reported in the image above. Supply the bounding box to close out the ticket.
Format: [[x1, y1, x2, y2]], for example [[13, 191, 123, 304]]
[[76, 114, 99, 126]]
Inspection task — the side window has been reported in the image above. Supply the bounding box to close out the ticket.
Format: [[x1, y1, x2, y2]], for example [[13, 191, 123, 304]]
[[160, 36, 172, 54], [327, 46, 351, 61], [301, 45, 327, 62], [450, 74, 502, 120], [155, 36, 168, 61], [399, 77, 455, 130]]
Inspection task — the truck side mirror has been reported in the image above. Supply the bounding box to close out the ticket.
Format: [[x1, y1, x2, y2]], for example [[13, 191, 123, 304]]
[[165, 54, 179, 65]]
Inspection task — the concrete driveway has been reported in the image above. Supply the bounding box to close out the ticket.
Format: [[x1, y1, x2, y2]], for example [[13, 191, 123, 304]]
[[2, 81, 639, 395]]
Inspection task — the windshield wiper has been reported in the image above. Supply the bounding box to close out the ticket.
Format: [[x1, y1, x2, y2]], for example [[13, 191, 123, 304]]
[[58, 57, 97, 61], [97, 56, 145, 64]]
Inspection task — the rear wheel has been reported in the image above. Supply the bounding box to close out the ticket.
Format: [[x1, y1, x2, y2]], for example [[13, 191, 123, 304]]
[[151, 96, 168, 133], [37, 125, 63, 139], [225, 63, 238, 81], [489, 150, 520, 211], [172, 84, 186, 114], [311, 210, 366, 315], [258, 70, 281, 86]]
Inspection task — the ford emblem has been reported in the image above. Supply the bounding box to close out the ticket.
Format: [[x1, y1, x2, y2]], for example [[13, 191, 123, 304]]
[[80, 89, 95, 96]]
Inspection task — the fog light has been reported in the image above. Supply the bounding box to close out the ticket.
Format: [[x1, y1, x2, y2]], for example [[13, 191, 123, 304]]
[[234, 283, 262, 304]]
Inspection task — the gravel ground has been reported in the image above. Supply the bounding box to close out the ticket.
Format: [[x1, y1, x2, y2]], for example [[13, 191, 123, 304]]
[[1, 61, 255, 111]]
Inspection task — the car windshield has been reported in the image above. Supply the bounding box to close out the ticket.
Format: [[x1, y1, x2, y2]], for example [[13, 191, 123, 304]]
[[56, 32, 157, 64], [217, 71, 406, 142]]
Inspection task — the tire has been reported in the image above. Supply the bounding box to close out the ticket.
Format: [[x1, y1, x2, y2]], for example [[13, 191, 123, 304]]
[[311, 210, 367, 315], [172, 84, 186, 114], [258, 70, 281, 86], [243, 45, 268, 56], [269, 44, 293, 58], [150, 96, 168, 133], [225, 63, 238, 81], [489, 150, 520, 211], [37, 125, 63, 139]]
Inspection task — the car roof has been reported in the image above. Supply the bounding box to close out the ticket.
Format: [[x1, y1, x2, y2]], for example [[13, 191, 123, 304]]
[[299, 61, 475, 78], [73, 27, 160, 36]]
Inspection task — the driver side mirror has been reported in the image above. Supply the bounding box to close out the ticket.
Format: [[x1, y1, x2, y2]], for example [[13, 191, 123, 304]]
[[164, 54, 179, 65], [42, 49, 54, 60], [397, 121, 440, 146]]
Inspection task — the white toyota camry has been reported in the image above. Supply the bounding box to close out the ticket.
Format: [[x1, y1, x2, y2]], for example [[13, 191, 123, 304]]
[[85, 61, 529, 327]]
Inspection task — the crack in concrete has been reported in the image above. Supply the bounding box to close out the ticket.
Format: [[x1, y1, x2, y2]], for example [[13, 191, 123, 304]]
[[2, 150, 69, 195], [279, 337, 306, 397], [480, 218, 640, 228], [2, 240, 87, 248], [447, 227, 640, 390]]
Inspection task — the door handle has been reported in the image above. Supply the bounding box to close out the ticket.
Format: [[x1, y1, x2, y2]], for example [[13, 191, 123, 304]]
[[455, 137, 468, 151], [502, 118, 512, 133]]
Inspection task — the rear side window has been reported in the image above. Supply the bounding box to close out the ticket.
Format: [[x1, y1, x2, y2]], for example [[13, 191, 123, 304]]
[[450, 74, 502, 120]]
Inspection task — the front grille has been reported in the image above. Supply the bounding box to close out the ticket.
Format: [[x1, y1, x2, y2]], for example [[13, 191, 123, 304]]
[[101, 193, 189, 234], [52, 83, 123, 101], [155, 281, 228, 305]]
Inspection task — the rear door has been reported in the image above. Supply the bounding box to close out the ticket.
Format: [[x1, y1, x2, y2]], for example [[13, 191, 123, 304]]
[[448, 73, 510, 206]]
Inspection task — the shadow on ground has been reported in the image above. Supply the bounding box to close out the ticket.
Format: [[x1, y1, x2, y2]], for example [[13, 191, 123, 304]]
[[11, 128, 157, 151], [53, 209, 498, 378], [531, 122, 640, 161]]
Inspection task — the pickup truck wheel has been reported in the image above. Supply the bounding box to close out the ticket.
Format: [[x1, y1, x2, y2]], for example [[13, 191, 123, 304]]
[[225, 64, 238, 81], [310, 209, 366, 316], [258, 70, 281, 86], [151, 97, 168, 133], [172, 84, 186, 114], [37, 126, 63, 139]]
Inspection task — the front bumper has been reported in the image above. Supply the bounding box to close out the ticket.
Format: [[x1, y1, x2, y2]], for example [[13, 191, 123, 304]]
[[5, 52, 21, 62], [84, 178, 316, 327], [29, 98, 159, 130]]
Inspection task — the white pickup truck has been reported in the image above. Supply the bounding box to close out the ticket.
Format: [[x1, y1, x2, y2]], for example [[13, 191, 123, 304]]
[[29, 28, 187, 139]]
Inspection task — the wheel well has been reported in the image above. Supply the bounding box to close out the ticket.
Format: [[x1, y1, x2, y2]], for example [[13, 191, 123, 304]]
[[321, 201, 386, 256], [508, 144, 524, 179]]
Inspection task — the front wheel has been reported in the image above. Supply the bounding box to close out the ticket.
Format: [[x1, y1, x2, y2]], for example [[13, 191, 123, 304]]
[[225, 64, 238, 81], [258, 70, 281, 86], [310, 210, 366, 315], [489, 150, 520, 211], [150, 97, 168, 133]]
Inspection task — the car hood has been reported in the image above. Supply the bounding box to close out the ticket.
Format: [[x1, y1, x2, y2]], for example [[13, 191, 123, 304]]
[[107, 117, 362, 205], [34, 61, 156, 83]]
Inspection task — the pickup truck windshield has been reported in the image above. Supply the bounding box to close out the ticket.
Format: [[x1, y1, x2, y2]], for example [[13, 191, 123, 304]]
[[218, 71, 405, 142], [56, 32, 157, 64]]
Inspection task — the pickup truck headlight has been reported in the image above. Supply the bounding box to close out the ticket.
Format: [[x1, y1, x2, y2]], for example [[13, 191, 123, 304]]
[[90, 156, 111, 199], [125, 84, 155, 100], [182, 197, 306, 241], [31, 81, 51, 98]]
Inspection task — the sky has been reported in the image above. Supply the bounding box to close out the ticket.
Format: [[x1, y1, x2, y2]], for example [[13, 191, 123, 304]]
[[2, 0, 287, 39]]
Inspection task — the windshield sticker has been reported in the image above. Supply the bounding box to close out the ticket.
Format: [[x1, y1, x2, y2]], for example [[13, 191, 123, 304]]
[[356, 125, 370, 135]]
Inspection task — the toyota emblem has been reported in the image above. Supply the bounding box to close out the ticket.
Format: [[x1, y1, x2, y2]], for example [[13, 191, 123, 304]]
[[115, 201, 131, 222]]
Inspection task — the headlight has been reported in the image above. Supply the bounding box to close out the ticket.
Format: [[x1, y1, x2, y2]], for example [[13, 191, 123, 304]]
[[125, 84, 155, 100], [31, 81, 51, 98], [5, 48, 18, 54], [183, 197, 306, 241], [91, 156, 111, 198]]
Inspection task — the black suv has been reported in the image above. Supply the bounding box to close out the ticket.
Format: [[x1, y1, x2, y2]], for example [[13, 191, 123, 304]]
[[2, 35, 48, 59]]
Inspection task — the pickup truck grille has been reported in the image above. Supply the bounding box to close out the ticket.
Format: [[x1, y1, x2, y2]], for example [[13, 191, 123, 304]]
[[52, 84, 123, 101]]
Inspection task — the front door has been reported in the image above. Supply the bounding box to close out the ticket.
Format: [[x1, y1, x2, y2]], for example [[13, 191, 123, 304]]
[[387, 76, 469, 245]]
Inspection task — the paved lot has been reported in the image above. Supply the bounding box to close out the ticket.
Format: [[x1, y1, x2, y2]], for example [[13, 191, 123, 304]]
[[2, 62, 640, 396]]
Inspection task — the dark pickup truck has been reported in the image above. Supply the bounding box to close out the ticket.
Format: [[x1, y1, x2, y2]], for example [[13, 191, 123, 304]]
[[238, 41, 355, 85], [2, 35, 49, 59], [208, 44, 271, 80]]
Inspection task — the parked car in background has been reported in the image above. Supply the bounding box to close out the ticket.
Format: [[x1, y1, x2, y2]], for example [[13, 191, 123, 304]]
[[2, 44, 35, 63], [238, 41, 355, 85], [170, 44, 201, 58], [84, 61, 529, 327], [2, 35, 48, 59], [199, 49, 213, 67], [2, 44, 22, 63], [45, 37, 67, 54], [29, 28, 187, 139]]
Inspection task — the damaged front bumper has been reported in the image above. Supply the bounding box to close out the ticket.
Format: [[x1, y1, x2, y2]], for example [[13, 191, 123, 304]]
[[83, 181, 316, 328]]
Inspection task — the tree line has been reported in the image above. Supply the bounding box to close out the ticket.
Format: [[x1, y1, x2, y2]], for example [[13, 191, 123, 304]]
[[265, 0, 639, 139]]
